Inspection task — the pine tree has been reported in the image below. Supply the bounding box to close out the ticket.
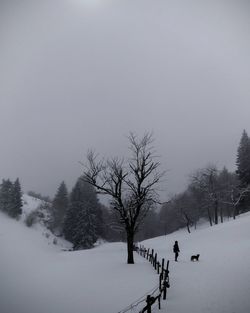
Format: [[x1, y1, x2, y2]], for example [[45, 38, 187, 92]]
[[63, 180, 82, 243], [63, 177, 103, 249], [11, 178, 23, 218], [51, 181, 68, 235], [236, 130, 250, 186], [0, 179, 14, 214], [72, 201, 98, 249], [0, 178, 22, 218], [79, 180, 103, 238]]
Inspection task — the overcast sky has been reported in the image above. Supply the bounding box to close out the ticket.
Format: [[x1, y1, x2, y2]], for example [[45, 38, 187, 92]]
[[1, 0, 250, 201]]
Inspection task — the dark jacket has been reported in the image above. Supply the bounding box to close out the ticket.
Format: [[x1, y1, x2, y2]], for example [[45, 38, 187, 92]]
[[173, 242, 180, 253]]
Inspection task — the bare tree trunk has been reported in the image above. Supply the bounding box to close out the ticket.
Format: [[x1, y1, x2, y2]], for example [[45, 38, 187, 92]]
[[233, 205, 239, 219], [127, 231, 134, 264], [182, 211, 192, 233], [214, 199, 218, 225], [220, 206, 223, 223], [207, 207, 213, 226]]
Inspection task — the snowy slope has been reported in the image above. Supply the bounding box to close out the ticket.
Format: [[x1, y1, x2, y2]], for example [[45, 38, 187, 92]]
[[1, 207, 250, 313], [0, 212, 158, 313], [22, 193, 45, 218], [141, 213, 250, 313], [21, 193, 71, 250]]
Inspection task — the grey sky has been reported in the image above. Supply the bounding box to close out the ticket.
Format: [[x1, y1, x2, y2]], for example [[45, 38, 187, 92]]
[[1, 0, 250, 201]]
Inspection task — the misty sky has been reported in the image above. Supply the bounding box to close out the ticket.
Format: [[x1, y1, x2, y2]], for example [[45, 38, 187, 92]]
[[1, 0, 250, 201]]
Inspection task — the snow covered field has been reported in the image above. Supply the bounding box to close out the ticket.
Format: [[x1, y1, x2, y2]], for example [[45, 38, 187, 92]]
[[0, 205, 250, 313], [0, 211, 158, 313], [142, 213, 250, 313]]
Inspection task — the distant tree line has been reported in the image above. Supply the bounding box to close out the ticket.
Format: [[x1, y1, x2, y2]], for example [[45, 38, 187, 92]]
[[27, 190, 51, 202], [2, 130, 250, 253], [157, 129, 250, 235], [0, 178, 22, 218]]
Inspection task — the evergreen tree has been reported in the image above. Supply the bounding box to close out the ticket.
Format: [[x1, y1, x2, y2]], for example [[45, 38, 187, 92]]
[[72, 201, 98, 249], [0, 178, 22, 218], [236, 130, 250, 186], [51, 181, 68, 235], [11, 178, 23, 218], [0, 179, 14, 214], [80, 179, 103, 238], [63, 177, 102, 249], [236, 130, 250, 212], [63, 180, 82, 243]]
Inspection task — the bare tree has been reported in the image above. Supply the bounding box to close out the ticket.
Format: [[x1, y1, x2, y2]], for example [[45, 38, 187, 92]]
[[172, 192, 196, 233], [82, 133, 164, 264], [191, 165, 219, 225], [221, 185, 250, 219]]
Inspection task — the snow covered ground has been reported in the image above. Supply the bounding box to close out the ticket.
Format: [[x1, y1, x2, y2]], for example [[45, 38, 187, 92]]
[[21, 194, 72, 249], [142, 213, 250, 313], [0, 203, 250, 313], [22, 193, 45, 218], [0, 211, 158, 313]]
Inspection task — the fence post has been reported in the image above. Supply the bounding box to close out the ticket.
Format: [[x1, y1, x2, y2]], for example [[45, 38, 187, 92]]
[[157, 261, 160, 274], [154, 253, 157, 270], [158, 295, 161, 310], [159, 272, 163, 291], [161, 258, 165, 276], [146, 295, 152, 313], [151, 249, 154, 264], [163, 260, 169, 300], [147, 248, 150, 260], [165, 260, 169, 279], [163, 279, 167, 300]]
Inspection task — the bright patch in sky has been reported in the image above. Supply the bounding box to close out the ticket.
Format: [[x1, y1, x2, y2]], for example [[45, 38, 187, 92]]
[[73, 0, 103, 8]]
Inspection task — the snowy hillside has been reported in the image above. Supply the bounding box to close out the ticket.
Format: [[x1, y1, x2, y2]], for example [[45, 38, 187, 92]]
[[21, 194, 72, 250], [22, 193, 45, 218], [0, 211, 157, 313], [141, 213, 250, 313], [0, 208, 250, 313]]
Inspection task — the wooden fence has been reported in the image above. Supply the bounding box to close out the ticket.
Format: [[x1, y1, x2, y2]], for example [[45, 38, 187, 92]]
[[136, 245, 170, 313], [117, 245, 170, 313]]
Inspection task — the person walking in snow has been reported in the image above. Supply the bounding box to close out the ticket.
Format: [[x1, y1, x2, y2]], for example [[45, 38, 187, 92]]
[[173, 241, 180, 262]]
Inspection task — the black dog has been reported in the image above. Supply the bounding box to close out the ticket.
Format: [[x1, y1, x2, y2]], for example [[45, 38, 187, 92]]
[[190, 254, 200, 261]]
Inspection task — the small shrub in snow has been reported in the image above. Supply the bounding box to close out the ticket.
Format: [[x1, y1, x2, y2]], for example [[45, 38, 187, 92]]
[[53, 238, 58, 245], [37, 211, 45, 219], [25, 211, 38, 227]]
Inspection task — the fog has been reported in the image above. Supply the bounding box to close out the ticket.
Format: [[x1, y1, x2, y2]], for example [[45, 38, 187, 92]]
[[1, 0, 250, 201]]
